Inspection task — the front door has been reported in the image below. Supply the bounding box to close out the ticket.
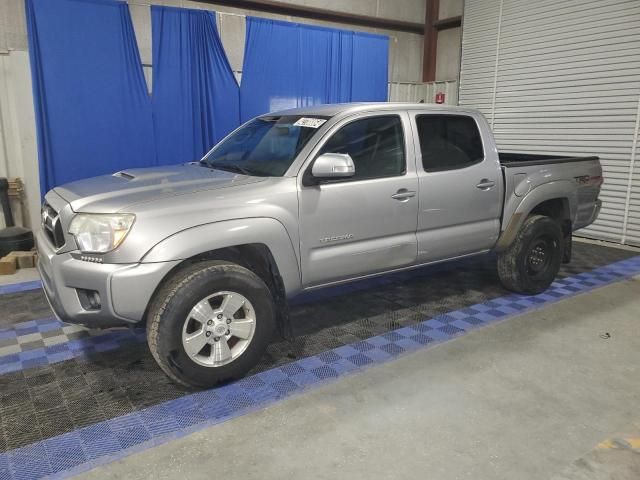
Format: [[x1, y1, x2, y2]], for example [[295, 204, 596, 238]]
[[298, 112, 419, 287]]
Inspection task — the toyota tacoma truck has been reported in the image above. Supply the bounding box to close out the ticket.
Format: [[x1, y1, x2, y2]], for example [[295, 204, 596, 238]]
[[37, 103, 603, 388]]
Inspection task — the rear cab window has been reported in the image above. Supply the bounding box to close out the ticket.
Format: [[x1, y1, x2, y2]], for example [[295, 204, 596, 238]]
[[415, 114, 484, 172]]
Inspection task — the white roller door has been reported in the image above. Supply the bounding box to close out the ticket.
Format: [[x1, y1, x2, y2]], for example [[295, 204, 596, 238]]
[[459, 0, 640, 245]]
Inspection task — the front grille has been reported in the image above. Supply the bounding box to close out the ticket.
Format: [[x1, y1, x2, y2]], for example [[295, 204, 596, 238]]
[[41, 202, 65, 249]]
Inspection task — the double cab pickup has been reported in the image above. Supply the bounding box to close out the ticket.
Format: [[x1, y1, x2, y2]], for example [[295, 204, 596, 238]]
[[37, 103, 603, 387]]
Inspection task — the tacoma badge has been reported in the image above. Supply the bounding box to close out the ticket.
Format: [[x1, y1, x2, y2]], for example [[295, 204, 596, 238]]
[[319, 233, 354, 243]]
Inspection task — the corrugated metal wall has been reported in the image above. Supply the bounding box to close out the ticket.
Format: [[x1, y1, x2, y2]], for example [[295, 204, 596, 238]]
[[459, 0, 640, 245], [388, 80, 458, 104]]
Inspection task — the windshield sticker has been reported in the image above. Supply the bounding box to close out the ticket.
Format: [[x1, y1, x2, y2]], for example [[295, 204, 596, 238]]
[[293, 117, 327, 129]]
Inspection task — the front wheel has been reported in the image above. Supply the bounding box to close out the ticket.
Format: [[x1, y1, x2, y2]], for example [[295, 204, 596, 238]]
[[147, 261, 276, 388], [497, 215, 564, 295]]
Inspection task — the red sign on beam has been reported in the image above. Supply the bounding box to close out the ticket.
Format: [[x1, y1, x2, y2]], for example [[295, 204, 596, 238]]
[[435, 92, 445, 104]]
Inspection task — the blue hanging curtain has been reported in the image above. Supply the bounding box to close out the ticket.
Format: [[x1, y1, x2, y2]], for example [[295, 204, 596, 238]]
[[151, 6, 240, 165], [26, 0, 156, 194], [351, 33, 389, 101], [240, 17, 389, 121]]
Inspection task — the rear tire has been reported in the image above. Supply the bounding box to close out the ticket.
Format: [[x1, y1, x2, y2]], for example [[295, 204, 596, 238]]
[[147, 260, 276, 388], [497, 215, 564, 295]]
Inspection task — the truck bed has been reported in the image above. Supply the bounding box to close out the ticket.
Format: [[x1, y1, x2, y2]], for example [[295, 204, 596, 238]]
[[499, 151, 602, 235], [499, 152, 599, 168]]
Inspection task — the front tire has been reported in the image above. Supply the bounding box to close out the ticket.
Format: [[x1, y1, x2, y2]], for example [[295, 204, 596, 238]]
[[497, 215, 564, 294], [147, 261, 276, 388]]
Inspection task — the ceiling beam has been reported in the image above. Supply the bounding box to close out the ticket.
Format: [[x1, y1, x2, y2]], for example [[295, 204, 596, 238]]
[[434, 15, 462, 31], [199, 0, 425, 34]]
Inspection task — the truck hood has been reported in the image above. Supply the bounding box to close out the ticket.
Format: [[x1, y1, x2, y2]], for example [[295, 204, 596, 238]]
[[54, 163, 265, 213]]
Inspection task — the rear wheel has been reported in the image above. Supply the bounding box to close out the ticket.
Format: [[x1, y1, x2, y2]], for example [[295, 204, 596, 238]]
[[497, 215, 564, 294], [147, 261, 275, 388]]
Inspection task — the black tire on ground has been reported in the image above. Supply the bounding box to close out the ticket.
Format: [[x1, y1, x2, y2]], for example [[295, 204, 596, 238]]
[[497, 215, 564, 295], [147, 260, 276, 388]]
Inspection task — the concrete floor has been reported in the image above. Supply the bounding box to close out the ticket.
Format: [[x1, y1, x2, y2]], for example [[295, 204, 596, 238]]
[[0, 267, 39, 286], [554, 425, 640, 480], [80, 275, 640, 480]]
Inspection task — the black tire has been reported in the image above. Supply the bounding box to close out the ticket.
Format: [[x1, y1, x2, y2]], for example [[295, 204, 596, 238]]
[[497, 215, 564, 295], [147, 260, 276, 388]]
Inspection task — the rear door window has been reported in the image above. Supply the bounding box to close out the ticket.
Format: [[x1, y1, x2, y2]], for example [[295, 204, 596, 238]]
[[416, 115, 484, 172]]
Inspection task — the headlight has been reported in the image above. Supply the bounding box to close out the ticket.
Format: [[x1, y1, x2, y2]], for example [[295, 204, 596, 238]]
[[68, 214, 135, 253]]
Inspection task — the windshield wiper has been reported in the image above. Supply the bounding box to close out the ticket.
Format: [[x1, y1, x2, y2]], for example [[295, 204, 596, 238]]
[[208, 163, 254, 176]]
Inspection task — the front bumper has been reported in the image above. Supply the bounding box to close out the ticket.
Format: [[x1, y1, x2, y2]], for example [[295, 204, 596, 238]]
[[36, 228, 179, 328]]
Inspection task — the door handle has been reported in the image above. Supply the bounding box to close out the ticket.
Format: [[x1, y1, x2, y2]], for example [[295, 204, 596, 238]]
[[476, 179, 496, 190], [391, 189, 416, 201]]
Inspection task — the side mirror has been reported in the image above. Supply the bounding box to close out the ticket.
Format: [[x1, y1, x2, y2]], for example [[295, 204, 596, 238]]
[[311, 153, 355, 179]]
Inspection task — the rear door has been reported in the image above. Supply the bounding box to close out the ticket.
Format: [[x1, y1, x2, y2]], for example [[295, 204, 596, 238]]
[[298, 112, 419, 287], [411, 113, 502, 262]]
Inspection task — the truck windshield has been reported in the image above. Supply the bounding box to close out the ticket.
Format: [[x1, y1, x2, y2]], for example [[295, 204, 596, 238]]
[[201, 115, 328, 177]]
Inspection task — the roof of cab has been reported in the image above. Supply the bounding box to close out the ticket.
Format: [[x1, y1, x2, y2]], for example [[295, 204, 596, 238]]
[[261, 102, 478, 118]]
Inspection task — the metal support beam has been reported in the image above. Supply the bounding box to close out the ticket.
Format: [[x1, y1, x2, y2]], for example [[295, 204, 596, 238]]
[[422, 0, 439, 82], [198, 0, 425, 34]]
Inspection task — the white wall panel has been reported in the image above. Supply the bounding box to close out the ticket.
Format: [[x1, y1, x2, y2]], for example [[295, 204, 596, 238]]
[[460, 0, 640, 245], [388, 81, 458, 105], [623, 98, 640, 244], [0, 51, 41, 230]]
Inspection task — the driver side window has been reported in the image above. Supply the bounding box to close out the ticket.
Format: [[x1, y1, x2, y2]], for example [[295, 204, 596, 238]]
[[318, 115, 406, 181]]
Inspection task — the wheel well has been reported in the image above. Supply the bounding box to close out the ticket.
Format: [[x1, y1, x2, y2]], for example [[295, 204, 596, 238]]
[[497, 197, 573, 252], [530, 198, 571, 234], [145, 244, 290, 337]]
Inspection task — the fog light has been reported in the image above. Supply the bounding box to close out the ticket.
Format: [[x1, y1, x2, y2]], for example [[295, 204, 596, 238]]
[[89, 291, 101, 309], [77, 288, 101, 311]]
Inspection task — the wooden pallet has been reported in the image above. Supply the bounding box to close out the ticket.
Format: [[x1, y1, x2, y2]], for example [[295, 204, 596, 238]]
[[0, 250, 38, 275], [8, 178, 24, 199]]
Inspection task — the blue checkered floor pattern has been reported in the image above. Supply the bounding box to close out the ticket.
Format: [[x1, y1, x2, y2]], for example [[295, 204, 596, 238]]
[[0, 254, 639, 480], [0, 320, 143, 375]]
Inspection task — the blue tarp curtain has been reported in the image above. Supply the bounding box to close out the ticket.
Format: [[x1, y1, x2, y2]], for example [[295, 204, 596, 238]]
[[240, 17, 389, 121], [26, 0, 156, 194], [151, 6, 240, 165], [26, 2, 389, 191]]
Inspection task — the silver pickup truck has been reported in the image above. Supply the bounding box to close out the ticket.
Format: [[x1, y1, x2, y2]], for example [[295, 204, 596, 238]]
[[37, 103, 603, 387]]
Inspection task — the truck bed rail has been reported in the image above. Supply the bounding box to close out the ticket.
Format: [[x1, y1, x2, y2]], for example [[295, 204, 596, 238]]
[[499, 152, 599, 168]]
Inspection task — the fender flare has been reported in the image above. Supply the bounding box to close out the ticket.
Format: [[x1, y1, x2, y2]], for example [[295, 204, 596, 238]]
[[141, 217, 302, 295], [496, 181, 576, 251]]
